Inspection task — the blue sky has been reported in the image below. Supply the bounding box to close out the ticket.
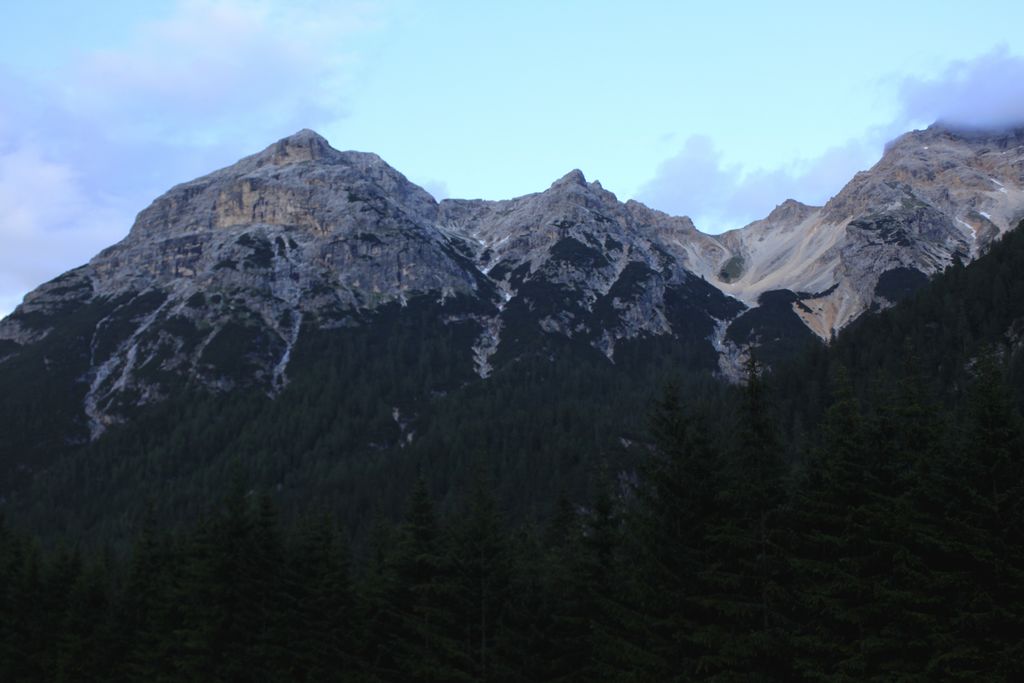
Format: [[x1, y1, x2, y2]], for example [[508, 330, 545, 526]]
[[2, 0, 1024, 316]]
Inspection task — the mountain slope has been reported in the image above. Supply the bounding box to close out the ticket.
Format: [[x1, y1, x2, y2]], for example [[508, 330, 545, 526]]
[[6, 125, 1022, 417], [2, 124, 1023, 526], [0, 130, 745, 496], [707, 125, 1024, 340]]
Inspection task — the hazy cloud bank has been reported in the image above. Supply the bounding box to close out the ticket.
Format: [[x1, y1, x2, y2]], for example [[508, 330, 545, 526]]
[[899, 47, 1024, 131], [0, 0, 377, 317], [640, 47, 1024, 233], [637, 136, 880, 233]]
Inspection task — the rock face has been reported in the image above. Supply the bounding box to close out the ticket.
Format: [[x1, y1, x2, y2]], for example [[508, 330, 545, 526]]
[[0, 131, 741, 438], [1, 131, 500, 438], [2, 123, 1023, 438], [706, 124, 1024, 340], [435, 170, 740, 366]]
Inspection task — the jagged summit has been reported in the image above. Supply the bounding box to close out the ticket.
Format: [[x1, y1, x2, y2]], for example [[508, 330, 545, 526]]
[[766, 199, 817, 224], [550, 168, 588, 189], [883, 122, 1024, 157], [284, 128, 329, 144], [715, 121, 1024, 340], [249, 128, 337, 167], [216, 129, 407, 186], [110, 128, 438, 253], [538, 169, 623, 208]]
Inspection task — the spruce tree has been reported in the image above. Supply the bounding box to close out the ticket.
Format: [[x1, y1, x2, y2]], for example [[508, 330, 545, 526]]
[[391, 477, 466, 681], [786, 366, 886, 678], [604, 385, 720, 679], [289, 512, 359, 681], [703, 355, 791, 680], [450, 476, 511, 682], [922, 353, 1024, 677]]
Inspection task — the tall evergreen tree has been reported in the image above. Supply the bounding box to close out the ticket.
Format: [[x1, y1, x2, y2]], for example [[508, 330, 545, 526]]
[[920, 353, 1024, 677], [450, 476, 511, 682], [289, 511, 360, 681], [786, 366, 893, 679], [603, 385, 721, 679], [703, 355, 792, 680], [360, 512, 402, 681], [123, 505, 178, 681], [54, 557, 117, 682], [390, 478, 466, 682]]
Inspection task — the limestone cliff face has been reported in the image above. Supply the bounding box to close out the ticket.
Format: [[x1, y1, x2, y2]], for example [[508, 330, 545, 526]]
[[89, 129, 476, 305], [0, 131, 741, 436], [0, 131, 496, 437]]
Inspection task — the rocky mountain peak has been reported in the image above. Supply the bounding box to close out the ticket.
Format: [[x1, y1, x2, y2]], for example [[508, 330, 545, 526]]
[[882, 122, 1024, 159], [250, 128, 337, 168], [549, 169, 589, 190], [924, 120, 1024, 145], [538, 168, 624, 208], [713, 122, 1024, 345], [766, 199, 816, 224], [5, 123, 1024, 440]]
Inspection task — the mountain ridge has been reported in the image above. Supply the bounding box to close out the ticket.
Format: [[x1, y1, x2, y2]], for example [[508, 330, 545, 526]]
[[2, 123, 1023, 441]]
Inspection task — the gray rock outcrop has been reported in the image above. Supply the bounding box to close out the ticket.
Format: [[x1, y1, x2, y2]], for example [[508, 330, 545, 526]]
[[708, 124, 1024, 338]]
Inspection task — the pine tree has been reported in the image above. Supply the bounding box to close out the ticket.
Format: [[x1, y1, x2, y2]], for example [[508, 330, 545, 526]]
[[602, 385, 721, 679], [289, 512, 359, 681], [360, 513, 402, 681], [786, 366, 886, 678], [247, 492, 290, 680], [921, 353, 1024, 677], [572, 470, 621, 682], [171, 474, 264, 682], [0, 515, 15, 678], [703, 355, 792, 680], [498, 517, 561, 682], [450, 476, 511, 682], [123, 504, 178, 680], [54, 558, 116, 682], [390, 478, 466, 681], [858, 357, 949, 677], [0, 525, 43, 681]]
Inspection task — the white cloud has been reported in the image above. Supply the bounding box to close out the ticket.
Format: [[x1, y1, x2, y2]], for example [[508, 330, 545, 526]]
[[639, 47, 1024, 233], [420, 179, 450, 201], [65, 0, 374, 146], [0, 294, 21, 320], [637, 135, 882, 233], [0, 0, 381, 317], [0, 143, 133, 314], [898, 47, 1024, 131]]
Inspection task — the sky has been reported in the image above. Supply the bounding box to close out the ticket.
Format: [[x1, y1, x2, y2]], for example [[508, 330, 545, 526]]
[[2, 0, 1024, 317]]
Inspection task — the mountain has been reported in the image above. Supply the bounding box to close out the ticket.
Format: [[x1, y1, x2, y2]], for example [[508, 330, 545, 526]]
[[5, 125, 1023, 428], [5, 126, 1024, 682], [0, 129, 744, 447], [708, 125, 1024, 339], [1, 123, 1023, 540]]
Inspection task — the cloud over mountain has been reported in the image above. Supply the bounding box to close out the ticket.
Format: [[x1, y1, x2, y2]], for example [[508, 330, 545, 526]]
[[898, 47, 1024, 131], [637, 47, 1024, 232], [636, 136, 880, 233], [0, 0, 376, 317]]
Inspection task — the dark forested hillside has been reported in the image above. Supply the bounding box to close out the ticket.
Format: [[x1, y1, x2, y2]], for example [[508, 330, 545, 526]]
[[770, 218, 1024, 445], [2, 347, 1022, 680], [3, 204, 1024, 678], [2, 289, 731, 550], [5, 221, 1024, 554]]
